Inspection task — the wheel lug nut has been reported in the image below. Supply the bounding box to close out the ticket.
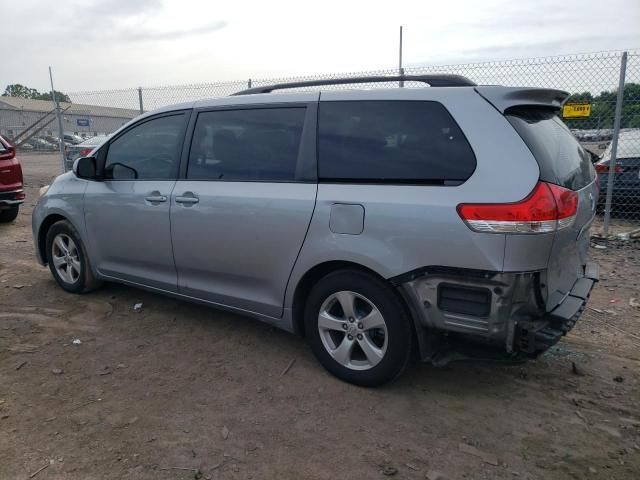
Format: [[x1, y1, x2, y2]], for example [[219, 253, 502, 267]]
[[347, 334, 353, 340], [349, 317, 355, 323], [357, 333, 363, 340], [357, 323, 363, 329], [342, 323, 348, 330]]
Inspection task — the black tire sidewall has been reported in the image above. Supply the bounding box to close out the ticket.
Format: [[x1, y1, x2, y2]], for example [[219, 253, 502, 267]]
[[304, 270, 413, 387], [0, 206, 19, 223], [46, 221, 88, 294]]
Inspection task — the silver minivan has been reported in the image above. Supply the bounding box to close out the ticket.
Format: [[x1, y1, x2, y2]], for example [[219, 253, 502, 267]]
[[32, 75, 599, 386]]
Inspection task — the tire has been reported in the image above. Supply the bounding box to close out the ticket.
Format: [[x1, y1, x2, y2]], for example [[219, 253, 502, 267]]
[[0, 206, 19, 223], [45, 220, 102, 294], [304, 269, 413, 387]]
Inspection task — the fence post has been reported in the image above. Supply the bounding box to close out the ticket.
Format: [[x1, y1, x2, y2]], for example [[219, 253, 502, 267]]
[[48, 66, 66, 173], [248, 78, 252, 89], [398, 25, 404, 88], [603, 51, 628, 237], [138, 87, 144, 115]]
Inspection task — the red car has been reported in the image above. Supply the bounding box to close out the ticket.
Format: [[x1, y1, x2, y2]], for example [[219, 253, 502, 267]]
[[0, 135, 24, 223]]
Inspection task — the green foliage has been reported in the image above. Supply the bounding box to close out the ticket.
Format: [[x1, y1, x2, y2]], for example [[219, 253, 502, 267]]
[[3, 84, 40, 99], [34, 91, 72, 103], [3, 84, 71, 103], [564, 83, 640, 130]]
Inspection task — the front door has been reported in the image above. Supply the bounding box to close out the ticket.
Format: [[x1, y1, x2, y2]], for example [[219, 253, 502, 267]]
[[84, 112, 189, 291], [170, 106, 317, 317]]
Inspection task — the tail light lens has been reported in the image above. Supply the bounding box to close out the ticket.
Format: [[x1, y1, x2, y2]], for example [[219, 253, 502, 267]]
[[79, 148, 93, 157], [595, 162, 622, 173], [457, 182, 578, 234]]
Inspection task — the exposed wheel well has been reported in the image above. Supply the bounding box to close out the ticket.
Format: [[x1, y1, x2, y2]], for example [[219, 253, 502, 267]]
[[38, 214, 67, 264], [292, 261, 409, 337]]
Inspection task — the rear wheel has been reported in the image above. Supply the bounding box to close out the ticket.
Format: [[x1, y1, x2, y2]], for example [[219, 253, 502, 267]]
[[304, 270, 413, 387], [0, 206, 19, 223], [46, 220, 102, 293]]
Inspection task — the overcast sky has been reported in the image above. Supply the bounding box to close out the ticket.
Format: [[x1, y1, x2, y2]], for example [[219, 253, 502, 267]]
[[1, 0, 638, 93]]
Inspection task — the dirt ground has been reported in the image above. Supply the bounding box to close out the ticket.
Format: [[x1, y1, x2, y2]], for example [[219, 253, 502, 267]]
[[1, 154, 639, 480]]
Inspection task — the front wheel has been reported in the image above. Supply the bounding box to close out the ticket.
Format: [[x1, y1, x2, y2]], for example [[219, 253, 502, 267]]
[[304, 270, 413, 387], [45, 220, 102, 293], [0, 206, 19, 223]]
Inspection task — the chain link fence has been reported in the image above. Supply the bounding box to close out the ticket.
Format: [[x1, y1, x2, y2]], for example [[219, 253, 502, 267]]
[[1, 49, 638, 234]]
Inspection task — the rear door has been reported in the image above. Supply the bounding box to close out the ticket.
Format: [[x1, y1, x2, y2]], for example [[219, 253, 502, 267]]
[[507, 109, 598, 309], [170, 103, 318, 317]]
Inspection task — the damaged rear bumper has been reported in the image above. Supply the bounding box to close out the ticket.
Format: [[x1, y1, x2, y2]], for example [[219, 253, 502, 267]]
[[395, 263, 599, 361], [516, 263, 599, 354]]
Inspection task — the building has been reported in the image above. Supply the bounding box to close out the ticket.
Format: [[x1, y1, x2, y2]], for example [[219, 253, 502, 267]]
[[0, 96, 140, 141]]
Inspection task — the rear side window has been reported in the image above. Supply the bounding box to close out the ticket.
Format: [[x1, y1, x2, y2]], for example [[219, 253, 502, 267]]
[[188, 108, 306, 181], [318, 101, 476, 184], [507, 109, 595, 190]]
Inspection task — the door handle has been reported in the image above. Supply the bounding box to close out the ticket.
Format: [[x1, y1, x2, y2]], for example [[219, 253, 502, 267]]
[[145, 194, 167, 203], [175, 194, 199, 205]]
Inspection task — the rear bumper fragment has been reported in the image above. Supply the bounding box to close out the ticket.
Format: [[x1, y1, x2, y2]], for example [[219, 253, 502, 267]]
[[517, 262, 599, 354], [0, 189, 25, 207], [397, 263, 598, 361]]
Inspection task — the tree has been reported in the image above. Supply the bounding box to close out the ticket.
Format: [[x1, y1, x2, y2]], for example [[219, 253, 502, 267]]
[[3, 84, 71, 103], [34, 91, 72, 103], [3, 84, 40, 99], [564, 83, 640, 130]]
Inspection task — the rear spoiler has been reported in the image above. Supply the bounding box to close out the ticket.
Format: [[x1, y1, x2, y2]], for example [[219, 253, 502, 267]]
[[474, 86, 569, 113]]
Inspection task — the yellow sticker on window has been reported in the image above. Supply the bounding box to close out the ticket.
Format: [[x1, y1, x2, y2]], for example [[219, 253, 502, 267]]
[[562, 103, 592, 118]]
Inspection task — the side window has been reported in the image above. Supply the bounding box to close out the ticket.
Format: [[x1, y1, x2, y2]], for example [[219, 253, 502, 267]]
[[187, 108, 306, 181], [318, 101, 476, 183], [105, 114, 185, 180]]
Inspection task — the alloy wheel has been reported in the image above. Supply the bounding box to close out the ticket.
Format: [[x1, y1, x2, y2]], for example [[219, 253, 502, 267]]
[[317, 290, 388, 371], [51, 233, 81, 284]]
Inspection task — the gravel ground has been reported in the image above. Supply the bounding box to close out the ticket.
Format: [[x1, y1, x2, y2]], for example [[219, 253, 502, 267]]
[[1, 154, 639, 480]]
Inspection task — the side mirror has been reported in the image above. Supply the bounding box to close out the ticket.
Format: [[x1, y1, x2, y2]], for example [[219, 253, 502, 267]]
[[73, 156, 97, 179]]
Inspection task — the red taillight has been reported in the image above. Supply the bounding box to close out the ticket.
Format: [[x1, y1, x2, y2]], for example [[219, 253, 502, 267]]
[[457, 182, 578, 234], [595, 163, 622, 173], [79, 148, 92, 157]]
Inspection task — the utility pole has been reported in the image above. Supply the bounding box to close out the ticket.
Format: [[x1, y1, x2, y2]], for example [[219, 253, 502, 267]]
[[49, 67, 66, 172], [399, 26, 404, 88]]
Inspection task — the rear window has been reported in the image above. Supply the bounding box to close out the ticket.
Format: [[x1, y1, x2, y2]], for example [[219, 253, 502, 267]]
[[318, 101, 476, 184], [507, 108, 595, 190]]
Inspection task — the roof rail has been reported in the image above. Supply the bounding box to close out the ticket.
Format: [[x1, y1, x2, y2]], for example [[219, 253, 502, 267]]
[[232, 74, 476, 95]]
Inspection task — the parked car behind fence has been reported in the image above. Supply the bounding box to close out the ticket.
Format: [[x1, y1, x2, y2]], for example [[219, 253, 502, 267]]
[[65, 135, 109, 171], [595, 129, 640, 217]]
